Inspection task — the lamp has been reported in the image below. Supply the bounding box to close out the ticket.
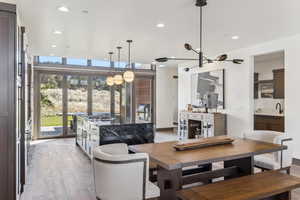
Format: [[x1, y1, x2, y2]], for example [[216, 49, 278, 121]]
[[123, 40, 135, 83], [106, 52, 115, 86], [114, 46, 123, 85], [113, 74, 123, 85], [155, 0, 244, 69], [106, 76, 115, 86]]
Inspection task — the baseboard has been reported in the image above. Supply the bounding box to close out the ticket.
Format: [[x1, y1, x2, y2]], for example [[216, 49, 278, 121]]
[[156, 127, 175, 132], [293, 158, 300, 166]]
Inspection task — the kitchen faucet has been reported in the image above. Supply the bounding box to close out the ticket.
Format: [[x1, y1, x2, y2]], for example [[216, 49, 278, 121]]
[[276, 103, 283, 114]]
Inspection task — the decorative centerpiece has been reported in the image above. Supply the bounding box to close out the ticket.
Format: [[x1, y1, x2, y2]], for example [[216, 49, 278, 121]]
[[173, 136, 234, 151]]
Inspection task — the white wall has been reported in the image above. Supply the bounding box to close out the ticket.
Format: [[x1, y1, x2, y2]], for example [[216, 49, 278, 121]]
[[1, 0, 16, 4], [156, 67, 178, 129], [178, 34, 300, 159]]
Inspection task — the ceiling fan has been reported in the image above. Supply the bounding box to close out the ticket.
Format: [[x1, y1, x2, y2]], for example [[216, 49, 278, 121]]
[[155, 0, 244, 70]]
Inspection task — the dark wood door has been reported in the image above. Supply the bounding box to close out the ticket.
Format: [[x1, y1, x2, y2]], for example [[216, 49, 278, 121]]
[[0, 3, 17, 200], [273, 69, 284, 99]]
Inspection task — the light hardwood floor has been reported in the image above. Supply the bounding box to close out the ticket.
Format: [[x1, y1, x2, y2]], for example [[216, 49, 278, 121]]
[[21, 136, 300, 200]]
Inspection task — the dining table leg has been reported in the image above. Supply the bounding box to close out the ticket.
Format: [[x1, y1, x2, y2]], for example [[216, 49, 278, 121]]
[[157, 165, 182, 200], [224, 156, 254, 179]]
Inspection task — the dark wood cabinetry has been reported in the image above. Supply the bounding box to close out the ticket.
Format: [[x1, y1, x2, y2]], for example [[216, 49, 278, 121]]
[[273, 69, 284, 99], [0, 3, 27, 200], [254, 115, 284, 132], [0, 3, 17, 200]]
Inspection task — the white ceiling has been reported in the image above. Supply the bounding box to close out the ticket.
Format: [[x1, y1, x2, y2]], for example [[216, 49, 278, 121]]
[[19, 0, 300, 65]]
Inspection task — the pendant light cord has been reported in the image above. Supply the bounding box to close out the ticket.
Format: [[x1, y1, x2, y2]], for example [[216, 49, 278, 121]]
[[127, 40, 133, 69], [117, 47, 121, 68], [109, 52, 113, 67], [108, 52, 114, 77], [128, 42, 131, 68]]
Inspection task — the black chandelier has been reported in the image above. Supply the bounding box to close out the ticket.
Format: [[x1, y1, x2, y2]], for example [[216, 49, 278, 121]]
[[155, 0, 244, 69]]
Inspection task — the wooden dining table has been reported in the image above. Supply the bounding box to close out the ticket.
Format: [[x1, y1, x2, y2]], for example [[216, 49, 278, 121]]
[[129, 138, 286, 200]]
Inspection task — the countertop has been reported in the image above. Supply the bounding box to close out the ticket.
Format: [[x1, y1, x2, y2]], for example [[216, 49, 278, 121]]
[[254, 112, 284, 117]]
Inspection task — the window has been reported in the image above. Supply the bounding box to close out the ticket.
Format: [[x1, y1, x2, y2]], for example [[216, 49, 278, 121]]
[[92, 76, 111, 114], [39, 56, 62, 64], [92, 59, 111, 67], [115, 61, 128, 68], [67, 58, 87, 66], [135, 63, 152, 70]]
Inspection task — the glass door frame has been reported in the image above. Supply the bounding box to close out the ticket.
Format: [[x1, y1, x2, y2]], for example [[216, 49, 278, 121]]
[[33, 67, 156, 139], [35, 72, 69, 139], [132, 75, 156, 124]]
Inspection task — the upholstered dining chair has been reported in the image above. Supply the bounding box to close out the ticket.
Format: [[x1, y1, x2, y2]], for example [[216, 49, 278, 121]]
[[92, 143, 160, 200], [244, 130, 293, 174]]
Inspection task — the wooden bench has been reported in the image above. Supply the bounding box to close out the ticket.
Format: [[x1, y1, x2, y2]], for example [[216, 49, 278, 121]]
[[177, 171, 300, 200]]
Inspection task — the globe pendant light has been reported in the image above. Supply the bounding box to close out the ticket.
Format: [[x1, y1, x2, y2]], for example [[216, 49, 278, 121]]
[[106, 76, 114, 86], [114, 46, 123, 85], [123, 40, 135, 83], [113, 74, 123, 85], [106, 52, 115, 86]]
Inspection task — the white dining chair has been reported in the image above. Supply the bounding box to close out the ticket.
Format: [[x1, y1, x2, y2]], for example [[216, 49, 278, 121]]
[[244, 130, 293, 174], [92, 143, 160, 200]]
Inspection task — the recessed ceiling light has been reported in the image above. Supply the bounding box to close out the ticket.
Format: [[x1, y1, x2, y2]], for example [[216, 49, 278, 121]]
[[170, 56, 176, 59], [159, 64, 165, 67], [53, 30, 62, 34], [51, 45, 57, 48], [156, 23, 165, 28], [232, 35, 239, 40], [58, 6, 69, 12]]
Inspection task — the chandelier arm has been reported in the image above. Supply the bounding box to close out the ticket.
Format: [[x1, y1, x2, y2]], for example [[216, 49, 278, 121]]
[[168, 58, 199, 61], [128, 42, 131, 68], [191, 48, 200, 55]]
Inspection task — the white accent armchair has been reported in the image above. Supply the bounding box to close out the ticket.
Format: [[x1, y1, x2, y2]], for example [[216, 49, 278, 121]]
[[244, 130, 293, 174], [93, 143, 160, 200]]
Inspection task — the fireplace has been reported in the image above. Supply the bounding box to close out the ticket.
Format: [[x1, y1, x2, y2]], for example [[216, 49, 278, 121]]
[[188, 119, 202, 139]]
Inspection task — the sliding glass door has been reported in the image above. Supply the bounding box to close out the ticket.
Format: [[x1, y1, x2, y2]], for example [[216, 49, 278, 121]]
[[92, 76, 111, 115], [36, 72, 155, 139], [67, 75, 89, 135], [39, 74, 64, 138]]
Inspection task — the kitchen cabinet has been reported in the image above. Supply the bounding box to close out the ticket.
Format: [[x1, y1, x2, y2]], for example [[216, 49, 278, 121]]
[[254, 115, 284, 132], [75, 115, 154, 159], [273, 69, 284, 99], [0, 3, 25, 200]]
